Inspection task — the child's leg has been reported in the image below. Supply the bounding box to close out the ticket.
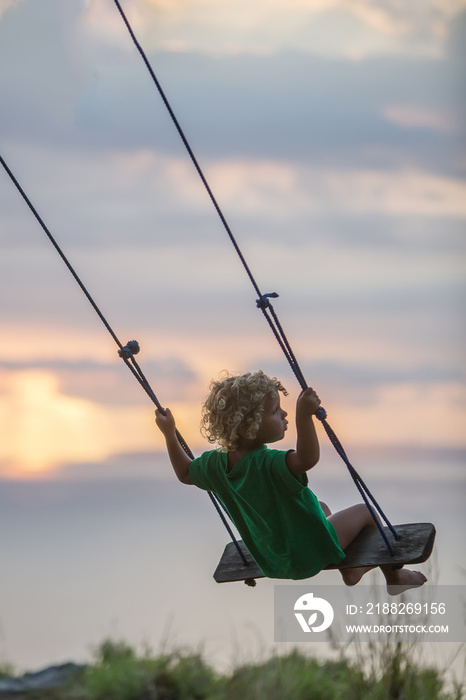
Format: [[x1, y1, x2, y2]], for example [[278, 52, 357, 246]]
[[328, 504, 375, 550], [328, 504, 377, 586], [328, 504, 427, 594]]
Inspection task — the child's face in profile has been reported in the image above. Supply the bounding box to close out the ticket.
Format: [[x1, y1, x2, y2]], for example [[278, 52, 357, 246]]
[[254, 391, 288, 445]]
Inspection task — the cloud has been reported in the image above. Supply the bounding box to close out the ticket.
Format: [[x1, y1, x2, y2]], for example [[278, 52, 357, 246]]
[[326, 381, 466, 449], [63, 50, 464, 174], [1, 360, 464, 480], [0, 0, 25, 20], [1, 141, 463, 377], [1, 2, 464, 179], [0, 368, 206, 477], [299, 359, 464, 388], [0, 356, 198, 404], [2, 144, 464, 266], [0, 370, 153, 474], [195, 160, 466, 218], [445, 6, 466, 60], [0, 0, 93, 134], [121, 0, 464, 58], [382, 103, 462, 134], [44, 449, 174, 481]]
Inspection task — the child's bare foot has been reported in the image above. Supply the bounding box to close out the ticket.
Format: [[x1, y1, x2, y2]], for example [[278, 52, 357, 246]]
[[386, 569, 427, 596], [341, 565, 375, 586]]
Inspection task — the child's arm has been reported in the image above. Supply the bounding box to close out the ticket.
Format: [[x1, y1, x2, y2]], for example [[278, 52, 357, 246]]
[[286, 388, 321, 475], [155, 408, 193, 484]]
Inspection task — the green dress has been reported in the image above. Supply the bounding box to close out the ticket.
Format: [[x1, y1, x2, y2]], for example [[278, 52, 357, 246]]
[[189, 445, 345, 579]]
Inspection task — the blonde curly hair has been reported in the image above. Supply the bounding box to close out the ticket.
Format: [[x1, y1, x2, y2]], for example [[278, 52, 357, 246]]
[[201, 370, 288, 451]]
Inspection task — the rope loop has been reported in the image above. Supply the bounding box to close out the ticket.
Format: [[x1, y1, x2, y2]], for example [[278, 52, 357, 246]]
[[118, 339, 140, 359], [256, 292, 279, 310]]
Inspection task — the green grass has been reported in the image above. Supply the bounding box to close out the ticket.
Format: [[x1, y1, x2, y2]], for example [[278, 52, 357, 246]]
[[0, 660, 16, 678], [2, 637, 463, 699], [64, 637, 462, 700], [78, 639, 220, 700]]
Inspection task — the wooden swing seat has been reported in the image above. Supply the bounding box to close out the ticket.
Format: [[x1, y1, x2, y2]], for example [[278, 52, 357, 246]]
[[213, 522, 436, 584]]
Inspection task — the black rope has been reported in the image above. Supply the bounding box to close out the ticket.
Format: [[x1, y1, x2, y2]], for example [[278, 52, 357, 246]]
[[111, 1, 399, 553], [0, 152, 250, 570], [208, 492, 249, 568]]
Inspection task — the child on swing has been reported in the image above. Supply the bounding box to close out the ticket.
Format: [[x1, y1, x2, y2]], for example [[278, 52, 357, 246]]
[[155, 370, 427, 594]]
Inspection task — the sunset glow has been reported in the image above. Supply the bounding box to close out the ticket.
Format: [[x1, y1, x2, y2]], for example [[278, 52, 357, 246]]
[[0, 0, 464, 484]]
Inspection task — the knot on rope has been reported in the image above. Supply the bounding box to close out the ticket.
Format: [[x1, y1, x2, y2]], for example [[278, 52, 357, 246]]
[[118, 339, 140, 359], [256, 292, 279, 310], [315, 406, 327, 421]]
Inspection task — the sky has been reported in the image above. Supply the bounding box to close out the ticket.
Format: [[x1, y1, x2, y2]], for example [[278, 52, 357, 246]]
[[0, 0, 465, 675]]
